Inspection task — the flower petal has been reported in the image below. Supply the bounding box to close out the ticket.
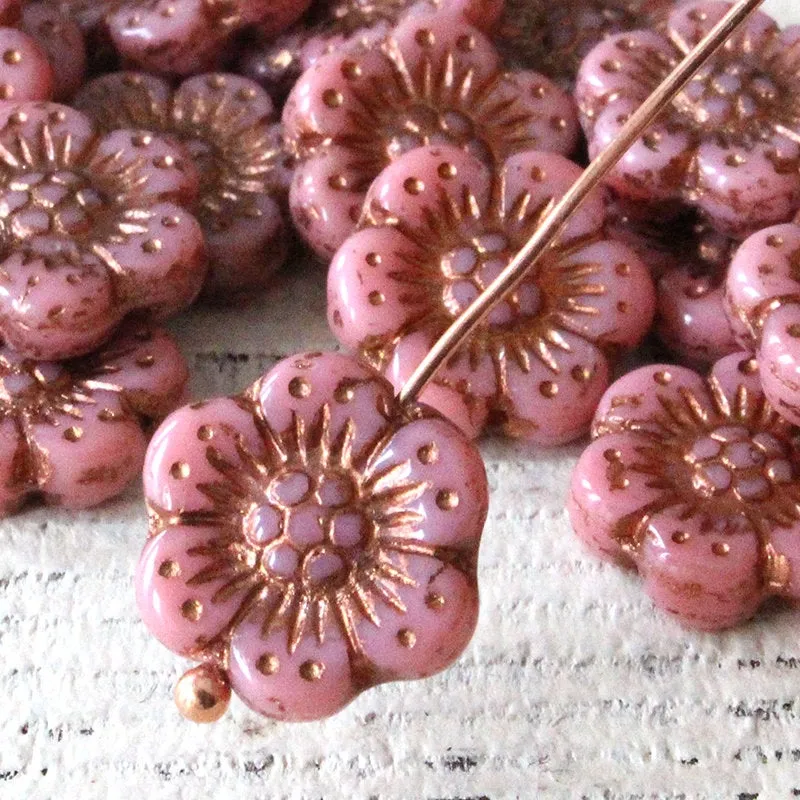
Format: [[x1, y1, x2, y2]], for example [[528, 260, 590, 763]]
[[757, 305, 800, 426], [289, 146, 369, 258], [99, 200, 207, 319], [364, 144, 491, 234], [31, 390, 146, 509], [576, 30, 672, 117], [78, 323, 189, 421], [590, 97, 692, 203], [657, 262, 738, 367], [725, 223, 800, 345], [0, 27, 53, 102], [553, 238, 654, 348], [256, 352, 397, 464], [203, 193, 287, 301], [92, 129, 199, 206], [708, 350, 769, 408], [638, 507, 761, 630], [592, 363, 711, 438], [143, 397, 264, 514], [328, 226, 429, 349], [501, 332, 610, 445], [136, 525, 255, 656], [767, 519, 800, 601], [365, 416, 488, 550], [0, 251, 116, 360], [228, 610, 355, 722], [107, 0, 228, 75], [356, 554, 478, 681], [387, 329, 492, 439], [568, 433, 663, 565], [501, 150, 604, 243], [694, 137, 800, 239]]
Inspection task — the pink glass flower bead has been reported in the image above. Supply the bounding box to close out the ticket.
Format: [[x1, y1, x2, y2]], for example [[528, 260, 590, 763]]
[[328, 144, 655, 444], [606, 203, 739, 367], [725, 222, 800, 426], [76, 72, 291, 303], [569, 354, 800, 631], [137, 351, 488, 723], [0, 24, 54, 101], [105, 0, 312, 76], [0, 323, 187, 515], [21, 2, 87, 100], [282, 6, 579, 257], [576, 1, 800, 239], [0, 102, 206, 360]]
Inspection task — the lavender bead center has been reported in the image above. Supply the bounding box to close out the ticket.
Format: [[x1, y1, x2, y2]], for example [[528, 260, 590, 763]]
[[685, 425, 794, 502]]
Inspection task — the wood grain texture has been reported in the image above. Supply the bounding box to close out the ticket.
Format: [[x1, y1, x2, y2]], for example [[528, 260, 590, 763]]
[[1, 2, 799, 795]]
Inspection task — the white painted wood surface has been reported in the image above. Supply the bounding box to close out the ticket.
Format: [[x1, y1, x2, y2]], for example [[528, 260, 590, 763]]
[[1, 2, 798, 797]]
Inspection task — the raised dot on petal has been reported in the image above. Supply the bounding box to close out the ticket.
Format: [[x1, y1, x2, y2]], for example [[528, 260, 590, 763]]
[[299, 660, 325, 682], [158, 559, 181, 578], [654, 370, 672, 385], [425, 592, 445, 610], [256, 653, 280, 676], [322, 88, 343, 108], [142, 239, 163, 254], [3, 50, 21, 65], [63, 426, 83, 442], [539, 381, 558, 398], [334, 381, 355, 403], [414, 28, 435, 47], [340, 60, 361, 79], [197, 425, 214, 441], [766, 235, 784, 248], [403, 177, 424, 195], [530, 166, 546, 182], [738, 358, 758, 375], [0, 84, 13, 99], [288, 376, 312, 398], [417, 442, 439, 465], [136, 354, 155, 368], [787, 324, 800, 338], [711, 541, 730, 556], [368, 290, 385, 306], [571, 365, 591, 383], [436, 489, 459, 510], [365, 252, 382, 267], [671, 531, 689, 544], [615, 263, 631, 276], [438, 162, 457, 179], [725, 153, 746, 167], [397, 629, 417, 649], [181, 599, 202, 621], [153, 155, 175, 169], [170, 461, 190, 480]]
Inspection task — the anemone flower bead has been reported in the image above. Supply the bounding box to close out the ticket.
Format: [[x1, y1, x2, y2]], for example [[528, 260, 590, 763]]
[[0, 102, 206, 360], [576, 1, 800, 239], [137, 351, 488, 723], [0, 323, 187, 515], [328, 145, 655, 444], [282, 6, 579, 257], [569, 354, 800, 631], [76, 72, 291, 303]]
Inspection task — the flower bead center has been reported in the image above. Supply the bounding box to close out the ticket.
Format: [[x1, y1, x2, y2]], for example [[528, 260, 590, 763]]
[[385, 104, 488, 164], [675, 59, 780, 139], [244, 466, 371, 592], [685, 425, 794, 502], [440, 234, 541, 327]]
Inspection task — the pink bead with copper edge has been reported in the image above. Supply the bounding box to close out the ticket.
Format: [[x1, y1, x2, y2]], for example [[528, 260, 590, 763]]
[[576, 1, 800, 239], [494, 0, 677, 88], [21, 2, 87, 100], [328, 145, 654, 443], [725, 222, 800, 426], [0, 102, 206, 361], [76, 72, 291, 303], [105, 0, 311, 76], [0, 323, 187, 516], [136, 351, 487, 723], [0, 25, 53, 101], [605, 201, 739, 367], [282, 6, 579, 258], [568, 354, 800, 631]]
